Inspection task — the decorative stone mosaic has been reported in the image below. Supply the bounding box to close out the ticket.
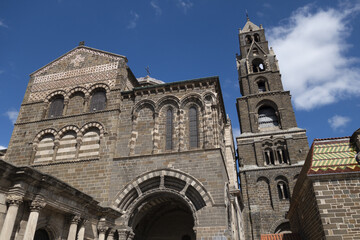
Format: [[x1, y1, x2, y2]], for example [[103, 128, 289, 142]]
[[32, 48, 125, 77], [33, 62, 119, 84]]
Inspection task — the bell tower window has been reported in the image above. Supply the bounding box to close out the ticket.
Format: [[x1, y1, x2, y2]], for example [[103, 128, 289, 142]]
[[245, 35, 252, 44], [258, 81, 266, 92], [258, 106, 279, 129], [252, 58, 265, 73], [254, 33, 260, 42], [277, 181, 289, 200]]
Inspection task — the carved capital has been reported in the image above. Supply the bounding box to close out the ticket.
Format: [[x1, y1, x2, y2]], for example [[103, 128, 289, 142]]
[[98, 226, 108, 233], [6, 194, 23, 206], [30, 198, 46, 212], [128, 231, 135, 240], [108, 228, 116, 236], [70, 215, 81, 225]]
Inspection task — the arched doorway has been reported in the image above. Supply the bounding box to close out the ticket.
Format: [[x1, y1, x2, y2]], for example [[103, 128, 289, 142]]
[[34, 229, 50, 240], [129, 192, 196, 240]]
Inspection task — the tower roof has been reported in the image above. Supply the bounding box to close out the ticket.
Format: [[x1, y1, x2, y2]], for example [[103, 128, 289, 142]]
[[239, 18, 261, 33]]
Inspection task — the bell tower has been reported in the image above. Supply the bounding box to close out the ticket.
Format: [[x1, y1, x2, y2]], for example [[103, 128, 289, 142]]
[[236, 18, 309, 239]]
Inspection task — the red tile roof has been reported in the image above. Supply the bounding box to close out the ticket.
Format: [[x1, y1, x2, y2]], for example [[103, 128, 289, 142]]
[[261, 233, 301, 240]]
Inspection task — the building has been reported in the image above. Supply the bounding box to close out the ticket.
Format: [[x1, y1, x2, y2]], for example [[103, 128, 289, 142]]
[[287, 129, 360, 239], [235, 19, 309, 239], [0, 42, 243, 239]]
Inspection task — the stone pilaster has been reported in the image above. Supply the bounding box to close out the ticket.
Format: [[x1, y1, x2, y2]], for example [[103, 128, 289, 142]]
[[23, 196, 46, 240], [67, 215, 81, 240], [0, 194, 23, 240]]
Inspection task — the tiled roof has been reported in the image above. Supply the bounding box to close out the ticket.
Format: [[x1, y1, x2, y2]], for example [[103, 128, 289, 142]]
[[308, 137, 359, 175], [261, 233, 301, 240]]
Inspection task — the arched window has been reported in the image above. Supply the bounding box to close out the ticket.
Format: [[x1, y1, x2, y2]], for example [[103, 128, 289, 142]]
[[276, 148, 288, 164], [245, 35, 252, 44], [90, 89, 106, 112], [254, 33, 260, 42], [253, 48, 259, 56], [48, 95, 64, 118], [34, 134, 55, 162], [56, 131, 77, 161], [257, 81, 266, 92], [189, 106, 198, 148], [258, 106, 279, 129], [165, 108, 173, 150], [277, 181, 289, 200], [79, 127, 100, 158], [264, 149, 275, 165], [252, 59, 265, 73]]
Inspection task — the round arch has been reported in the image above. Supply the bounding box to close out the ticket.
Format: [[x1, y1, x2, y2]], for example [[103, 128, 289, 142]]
[[127, 190, 198, 240], [112, 169, 214, 213]]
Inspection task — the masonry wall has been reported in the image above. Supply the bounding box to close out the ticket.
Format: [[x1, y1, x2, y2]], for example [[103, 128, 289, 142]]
[[239, 165, 302, 240], [288, 177, 325, 239], [315, 176, 360, 239]]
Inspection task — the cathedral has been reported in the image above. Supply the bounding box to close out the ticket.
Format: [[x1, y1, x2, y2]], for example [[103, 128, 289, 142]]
[[0, 17, 359, 240]]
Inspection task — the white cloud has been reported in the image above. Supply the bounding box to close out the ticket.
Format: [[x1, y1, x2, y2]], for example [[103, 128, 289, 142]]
[[150, 1, 162, 16], [328, 115, 351, 130], [267, 3, 360, 110], [0, 145, 6, 150], [177, 0, 193, 13], [5, 110, 18, 124], [0, 20, 8, 28], [127, 11, 139, 29]]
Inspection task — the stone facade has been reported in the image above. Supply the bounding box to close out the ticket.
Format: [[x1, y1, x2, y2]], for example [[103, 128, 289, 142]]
[[0, 44, 243, 240], [236, 19, 309, 240]]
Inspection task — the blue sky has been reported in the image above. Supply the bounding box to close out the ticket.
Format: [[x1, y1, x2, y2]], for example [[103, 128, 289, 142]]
[[0, 0, 360, 149]]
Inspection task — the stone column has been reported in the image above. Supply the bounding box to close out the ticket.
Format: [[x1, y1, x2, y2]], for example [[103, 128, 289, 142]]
[[77, 219, 87, 240], [117, 229, 128, 240], [63, 99, 69, 115], [23, 197, 46, 240], [0, 195, 23, 240], [98, 226, 107, 240], [67, 215, 81, 240], [107, 229, 116, 240], [128, 231, 135, 240]]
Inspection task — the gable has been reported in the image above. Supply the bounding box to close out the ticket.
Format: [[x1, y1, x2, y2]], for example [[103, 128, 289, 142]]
[[28, 46, 128, 102]]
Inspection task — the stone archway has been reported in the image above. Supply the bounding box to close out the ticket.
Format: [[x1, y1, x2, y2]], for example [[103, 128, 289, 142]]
[[129, 191, 196, 240], [34, 229, 50, 240]]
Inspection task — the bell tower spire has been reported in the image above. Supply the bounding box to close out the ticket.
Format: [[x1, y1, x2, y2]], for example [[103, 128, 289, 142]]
[[235, 20, 309, 239]]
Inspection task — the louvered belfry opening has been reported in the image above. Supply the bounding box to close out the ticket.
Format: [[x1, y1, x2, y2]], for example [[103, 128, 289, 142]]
[[165, 108, 173, 150], [258, 106, 279, 128], [90, 89, 106, 112], [189, 106, 198, 148], [48, 95, 64, 118]]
